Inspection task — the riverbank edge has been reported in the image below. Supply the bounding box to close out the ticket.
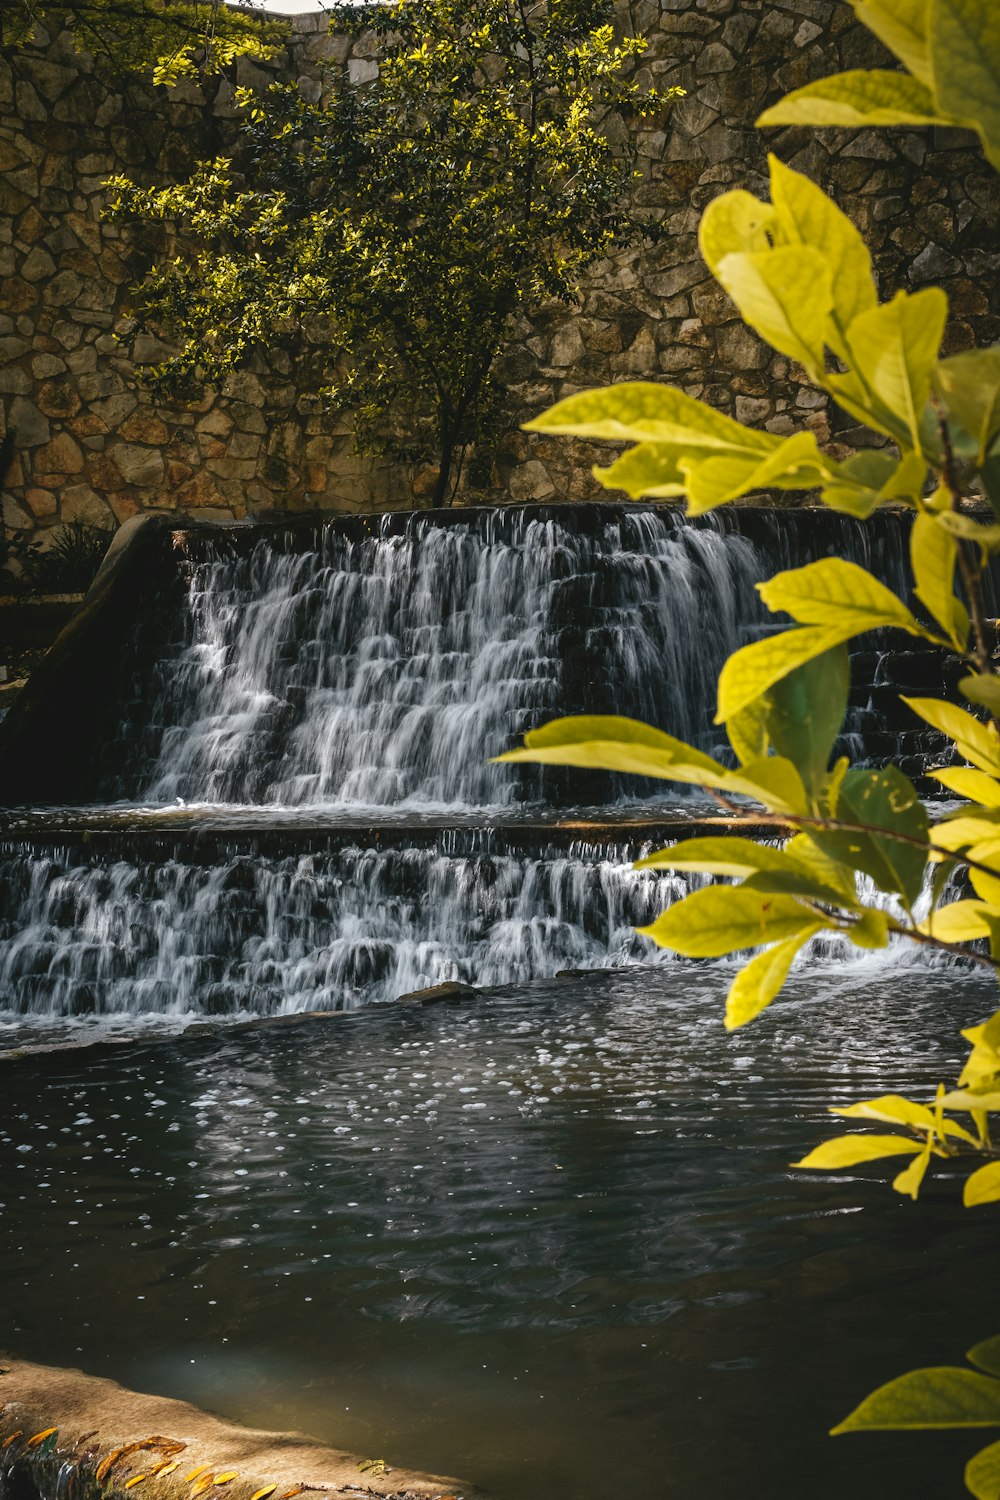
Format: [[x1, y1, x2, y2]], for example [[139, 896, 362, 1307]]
[[0, 1359, 485, 1500]]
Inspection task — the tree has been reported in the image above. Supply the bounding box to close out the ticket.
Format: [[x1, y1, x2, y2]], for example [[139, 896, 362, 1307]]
[[0, 0, 287, 84], [104, 0, 680, 506], [499, 1, 1000, 1492]]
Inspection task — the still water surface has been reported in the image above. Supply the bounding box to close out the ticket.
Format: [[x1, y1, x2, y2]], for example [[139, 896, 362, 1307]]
[[2, 965, 997, 1498]]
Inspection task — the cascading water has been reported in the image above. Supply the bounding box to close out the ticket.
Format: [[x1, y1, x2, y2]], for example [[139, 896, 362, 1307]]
[[101, 509, 769, 808], [0, 503, 956, 1028]]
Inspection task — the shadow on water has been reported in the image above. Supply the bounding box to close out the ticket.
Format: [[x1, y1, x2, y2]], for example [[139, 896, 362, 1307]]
[[1, 965, 997, 1499]]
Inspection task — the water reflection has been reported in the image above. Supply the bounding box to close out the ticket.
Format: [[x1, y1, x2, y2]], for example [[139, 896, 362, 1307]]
[[1, 967, 996, 1498]]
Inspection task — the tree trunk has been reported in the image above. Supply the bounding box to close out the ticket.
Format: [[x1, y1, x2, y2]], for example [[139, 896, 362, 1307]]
[[431, 425, 455, 508]]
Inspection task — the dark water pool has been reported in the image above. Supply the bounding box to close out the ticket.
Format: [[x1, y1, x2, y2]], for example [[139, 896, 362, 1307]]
[[1, 964, 998, 1498]]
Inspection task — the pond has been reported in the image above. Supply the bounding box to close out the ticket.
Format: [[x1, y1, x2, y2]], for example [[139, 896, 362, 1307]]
[[2, 962, 994, 1499]]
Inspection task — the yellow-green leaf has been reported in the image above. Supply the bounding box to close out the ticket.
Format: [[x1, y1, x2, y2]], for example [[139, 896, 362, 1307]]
[[969, 1339, 1000, 1380], [757, 68, 940, 129], [684, 431, 832, 515], [965, 1161, 1000, 1207], [929, 767, 1000, 806], [935, 346, 1000, 466], [758, 556, 929, 637], [497, 714, 724, 780], [930, 0, 1000, 172], [853, 0, 931, 82], [634, 837, 811, 881], [591, 442, 686, 500], [716, 626, 849, 723], [961, 675, 1000, 717], [848, 907, 891, 949], [838, 288, 949, 452], [713, 246, 831, 377], [698, 188, 781, 275], [727, 693, 770, 766], [832, 1367, 1000, 1433], [920, 899, 1000, 941], [911, 511, 969, 650], [893, 1142, 932, 1199], [765, 645, 850, 801], [931, 812, 1000, 853], [966, 1438, 1000, 1500], [638, 886, 825, 957], [967, 839, 1000, 905], [832, 1094, 935, 1129], [724, 926, 824, 1029], [813, 764, 928, 905], [903, 697, 1000, 775], [794, 1134, 924, 1170], [524, 381, 776, 452], [767, 154, 877, 352], [938, 1089, 1000, 1112]]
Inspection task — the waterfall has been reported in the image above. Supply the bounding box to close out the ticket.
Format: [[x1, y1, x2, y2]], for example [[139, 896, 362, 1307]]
[[0, 503, 949, 1026], [97, 505, 917, 810]]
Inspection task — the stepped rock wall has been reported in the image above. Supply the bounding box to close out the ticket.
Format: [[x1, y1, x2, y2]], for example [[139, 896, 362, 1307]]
[[0, 0, 998, 540]]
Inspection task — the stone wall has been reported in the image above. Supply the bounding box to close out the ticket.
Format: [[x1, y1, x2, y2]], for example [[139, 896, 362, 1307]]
[[1, 1, 998, 543]]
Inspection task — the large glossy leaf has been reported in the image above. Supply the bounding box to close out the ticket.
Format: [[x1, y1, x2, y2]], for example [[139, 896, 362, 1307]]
[[961, 675, 1000, 717], [931, 0, 1000, 171], [852, 0, 931, 81], [814, 765, 928, 905], [964, 1161, 1000, 1207], [727, 694, 770, 766], [911, 511, 969, 649], [724, 927, 823, 1029], [794, 1134, 924, 1170], [892, 1142, 932, 1199], [819, 449, 927, 518], [713, 246, 831, 376], [758, 557, 929, 637], [930, 767, 1000, 806], [591, 442, 686, 499], [716, 626, 849, 724], [498, 715, 810, 813], [698, 188, 780, 275], [833, 1094, 936, 1130], [523, 381, 776, 451], [839, 289, 948, 451], [832, 1367, 1000, 1433], [684, 431, 832, 515], [936, 346, 1000, 466], [497, 714, 722, 778], [919, 899, 998, 941], [903, 697, 1000, 775], [767, 155, 877, 351], [966, 1439, 1000, 1500], [757, 69, 940, 129], [930, 812, 1000, 854], [765, 645, 849, 800], [635, 837, 817, 882], [638, 886, 824, 957], [968, 1339, 1000, 1380]]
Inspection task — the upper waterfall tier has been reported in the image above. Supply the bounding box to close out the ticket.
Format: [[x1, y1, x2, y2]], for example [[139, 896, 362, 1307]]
[[98, 505, 915, 810]]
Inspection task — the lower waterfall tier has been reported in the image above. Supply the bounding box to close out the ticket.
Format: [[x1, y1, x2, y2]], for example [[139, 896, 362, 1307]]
[[0, 829, 949, 1031]]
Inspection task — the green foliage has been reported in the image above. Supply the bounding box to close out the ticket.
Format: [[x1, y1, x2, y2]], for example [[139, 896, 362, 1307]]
[[505, 6, 1000, 1490], [105, 0, 680, 506], [15, 523, 115, 594], [0, 0, 287, 84]]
